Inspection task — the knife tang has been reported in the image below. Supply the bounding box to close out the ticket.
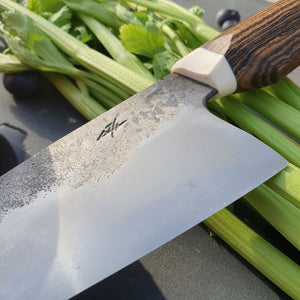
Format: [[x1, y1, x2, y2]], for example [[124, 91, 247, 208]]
[[203, 0, 300, 92]]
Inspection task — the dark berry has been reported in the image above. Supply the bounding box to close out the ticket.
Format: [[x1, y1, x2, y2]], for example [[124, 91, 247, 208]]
[[216, 9, 240, 29], [3, 71, 41, 98], [221, 19, 239, 31]]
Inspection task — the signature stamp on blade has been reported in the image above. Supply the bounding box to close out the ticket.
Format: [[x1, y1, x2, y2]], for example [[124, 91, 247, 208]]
[[97, 117, 127, 141]]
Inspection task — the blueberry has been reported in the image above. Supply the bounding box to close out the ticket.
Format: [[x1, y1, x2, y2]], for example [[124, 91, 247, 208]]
[[216, 9, 240, 29], [221, 19, 239, 31], [3, 71, 41, 98]]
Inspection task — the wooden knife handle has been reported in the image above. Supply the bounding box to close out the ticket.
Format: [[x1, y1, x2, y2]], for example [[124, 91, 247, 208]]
[[203, 0, 300, 92]]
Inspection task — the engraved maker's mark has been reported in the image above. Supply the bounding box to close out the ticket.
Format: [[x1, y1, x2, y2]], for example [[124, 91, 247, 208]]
[[97, 118, 127, 141]]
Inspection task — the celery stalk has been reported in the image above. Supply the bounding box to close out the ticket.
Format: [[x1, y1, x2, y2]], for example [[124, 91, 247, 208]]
[[204, 209, 300, 300], [81, 78, 124, 107], [266, 164, 300, 209], [78, 13, 155, 82], [235, 90, 300, 140], [0, 0, 153, 94], [128, 0, 219, 43], [88, 87, 120, 110], [162, 24, 190, 57], [129, 0, 204, 25], [243, 184, 300, 250], [0, 53, 30, 73], [45, 73, 106, 120], [64, 0, 142, 31], [264, 77, 300, 111], [0, 52, 126, 116], [82, 74, 131, 101], [208, 97, 300, 167]]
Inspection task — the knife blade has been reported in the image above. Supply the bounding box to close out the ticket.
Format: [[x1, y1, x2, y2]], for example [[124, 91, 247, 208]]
[[0, 0, 299, 299]]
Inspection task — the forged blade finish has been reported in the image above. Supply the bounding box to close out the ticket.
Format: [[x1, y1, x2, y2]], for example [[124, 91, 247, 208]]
[[0, 74, 287, 299]]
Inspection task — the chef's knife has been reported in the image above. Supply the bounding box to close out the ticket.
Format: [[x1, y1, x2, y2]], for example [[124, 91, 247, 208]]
[[0, 0, 299, 299]]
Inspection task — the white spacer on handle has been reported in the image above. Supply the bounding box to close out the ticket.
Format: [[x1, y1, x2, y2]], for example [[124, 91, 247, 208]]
[[287, 66, 300, 88], [171, 47, 237, 99]]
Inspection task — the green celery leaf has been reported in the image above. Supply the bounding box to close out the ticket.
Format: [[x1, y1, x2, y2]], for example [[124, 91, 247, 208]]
[[120, 24, 165, 58], [64, 0, 140, 32], [48, 5, 93, 44], [143, 61, 153, 73], [175, 21, 200, 50], [152, 51, 180, 80], [27, 0, 64, 14], [3, 33, 56, 72], [134, 10, 163, 30], [1, 11, 78, 74], [134, 11, 148, 25], [189, 6, 205, 18], [26, 0, 41, 13], [160, 18, 200, 50], [16, 0, 28, 7], [145, 19, 160, 32], [48, 5, 72, 32], [115, 2, 142, 26], [64, 0, 123, 31], [73, 25, 92, 43]]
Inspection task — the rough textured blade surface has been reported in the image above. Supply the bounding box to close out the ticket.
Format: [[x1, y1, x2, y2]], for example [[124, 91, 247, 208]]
[[0, 74, 287, 299]]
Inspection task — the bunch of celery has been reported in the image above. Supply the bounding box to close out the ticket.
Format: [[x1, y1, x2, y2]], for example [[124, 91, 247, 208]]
[[0, 0, 299, 298]]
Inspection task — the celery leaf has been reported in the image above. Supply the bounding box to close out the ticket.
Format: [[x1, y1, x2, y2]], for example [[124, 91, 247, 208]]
[[189, 6, 205, 18], [134, 11, 148, 25], [1, 11, 78, 74], [48, 5, 72, 32], [64, 0, 139, 32], [120, 24, 164, 58], [16, 0, 28, 7], [175, 21, 200, 50], [73, 25, 92, 43], [27, 0, 64, 14], [152, 51, 180, 80], [115, 3, 141, 26]]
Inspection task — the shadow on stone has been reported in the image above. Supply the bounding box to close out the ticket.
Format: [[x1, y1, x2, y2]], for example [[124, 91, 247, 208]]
[[72, 261, 166, 300]]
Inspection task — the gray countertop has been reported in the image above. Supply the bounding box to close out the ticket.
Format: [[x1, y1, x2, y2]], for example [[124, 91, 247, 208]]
[[0, 0, 290, 299]]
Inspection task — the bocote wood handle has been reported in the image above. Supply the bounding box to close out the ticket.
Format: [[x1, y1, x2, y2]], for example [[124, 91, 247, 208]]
[[203, 0, 300, 92]]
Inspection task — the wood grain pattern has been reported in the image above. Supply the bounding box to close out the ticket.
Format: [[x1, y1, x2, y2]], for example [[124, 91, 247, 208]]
[[203, 0, 300, 92]]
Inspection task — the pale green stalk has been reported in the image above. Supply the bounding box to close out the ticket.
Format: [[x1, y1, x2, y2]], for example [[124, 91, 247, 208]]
[[78, 13, 155, 82], [1, 11, 119, 91], [264, 77, 300, 111], [0, 0, 153, 94], [235, 90, 300, 141], [45, 73, 106, 120], [208, 97, 300, 167], [204, 209, 300, 300], [82, 75, 131, 100], [1, 34, 129, 101], [0, 53, 30, 73], [128, 0, 219, 43], [266, 164, 300, 209], [81, 77, 124, 106], [0, 52, 119, 117], [162, 24, 190, 57], [88, 87, 119, 109], [64, 0, 142, 31], [75, 78, 90, 96], [244, 184, 300, 250], [129, 0, 204, 25]]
